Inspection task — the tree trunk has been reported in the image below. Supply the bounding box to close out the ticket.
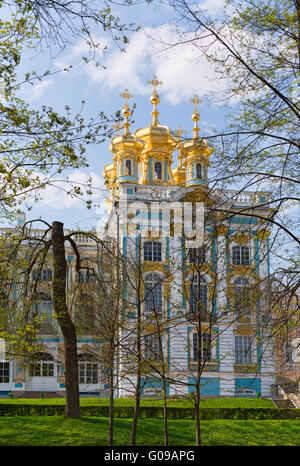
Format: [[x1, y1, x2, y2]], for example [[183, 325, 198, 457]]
[[162, 376, 169, 446], [108, 343, 114, 446], [130, 237, 142, 446], [131, 372, 141, 446], [51, 221, 80, 419]]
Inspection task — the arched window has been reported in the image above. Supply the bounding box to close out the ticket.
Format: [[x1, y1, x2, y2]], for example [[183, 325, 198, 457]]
[[154, 162, 162, 180], [196, 163, 202, 179], [126, 159, 132, 175], [189, 276, 208, 319], [232, 246, 250, 265], [29, 352, 54, 377], [144, 273, 162, 317], [233, 278, 251, 319], [78, 353, 99, 384]]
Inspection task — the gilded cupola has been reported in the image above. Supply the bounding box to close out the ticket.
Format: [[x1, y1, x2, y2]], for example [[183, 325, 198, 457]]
[[108, 89, 144, 186], [134, 76, 180, 185], [179, 94, 213, 187], [171, 126, 187, 187]]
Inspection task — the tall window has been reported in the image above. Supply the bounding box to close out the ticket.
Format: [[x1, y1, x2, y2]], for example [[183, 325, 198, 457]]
[[232, 246, 250, 265], [0, 362, 9, 383], [144, 273, 162, 317], [78, 353, 99, 384], [75, 292, 95, 332], [29, 352, 54, 377], [144, 241, 162, 261], [144, 334, 161, 361], [35, 293, 54, 332], [154, 162, 162, 180], [126, 159, 132, 175], [188, 247, 206, 264], [189, 276, 208, 318], [235, 336, 252, 364], [196, 163, 202, 179], [233, 278, 251, 319], [192, 333, 212, 362]]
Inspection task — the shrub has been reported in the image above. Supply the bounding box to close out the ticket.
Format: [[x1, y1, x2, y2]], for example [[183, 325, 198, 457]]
[[0, 404, 299, 419]]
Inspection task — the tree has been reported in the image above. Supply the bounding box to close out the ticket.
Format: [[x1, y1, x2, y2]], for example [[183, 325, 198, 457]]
[[0, 1, 138, 218], [1, 220, 108, 418]]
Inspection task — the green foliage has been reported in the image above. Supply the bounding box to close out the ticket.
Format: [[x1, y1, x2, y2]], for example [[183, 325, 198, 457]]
[[0, 2, 123, 216], [0, 402, 298, 419]]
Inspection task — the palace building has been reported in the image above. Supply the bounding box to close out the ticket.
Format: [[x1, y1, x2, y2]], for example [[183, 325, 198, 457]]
[[102, 77, 275, 398], [0, 76, 276, 398]]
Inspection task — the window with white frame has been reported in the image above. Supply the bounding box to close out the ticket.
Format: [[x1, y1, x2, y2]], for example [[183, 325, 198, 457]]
[[144, 333, 161, 361], [144, 273, 162, 318], [0, 362, 9, 383], [233, 278, 251, 320], [191, 333, 212, 362], [29, 352, 54, 377], [144, 241, 162, 261], [78, 353, 99, 384], [232, 246, 250, 265], [235, 335, 253, 364]]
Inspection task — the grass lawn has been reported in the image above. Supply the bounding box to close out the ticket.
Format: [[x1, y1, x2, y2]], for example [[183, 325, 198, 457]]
[[0, 416, 298, 446], [0, 397, 275, 408]]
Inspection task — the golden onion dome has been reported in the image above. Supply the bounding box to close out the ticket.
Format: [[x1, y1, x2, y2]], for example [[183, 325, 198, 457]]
[[102, 162, 116, 182], [180, 94, 213, 158], [134, 77, 180, 151], [109, 92, 144, 156]]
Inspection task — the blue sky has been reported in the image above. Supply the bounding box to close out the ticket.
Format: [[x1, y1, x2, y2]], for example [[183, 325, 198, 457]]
[[8, 0, 243, 230]]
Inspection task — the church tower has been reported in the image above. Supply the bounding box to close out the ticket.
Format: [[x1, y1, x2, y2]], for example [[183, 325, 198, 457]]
[[180, 95, 212, 187], [134, 76, 180, 186]]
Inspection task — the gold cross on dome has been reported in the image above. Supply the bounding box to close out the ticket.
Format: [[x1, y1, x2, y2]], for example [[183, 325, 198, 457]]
[[113, 121, 122, 135], [148, 75, 163, 94], [174, 125, 187, 138], [120, 89, 133, 106], [189, 94, 203, 112]]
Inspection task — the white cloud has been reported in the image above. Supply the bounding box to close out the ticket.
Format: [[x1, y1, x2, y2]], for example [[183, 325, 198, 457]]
[[30, 79, 54, 101], [61, 24, 230, 106], [54, 18, 262, 109], [199, 0, 226, 14], [37, 170, 105, 211], [54, 37, 110, 76]]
